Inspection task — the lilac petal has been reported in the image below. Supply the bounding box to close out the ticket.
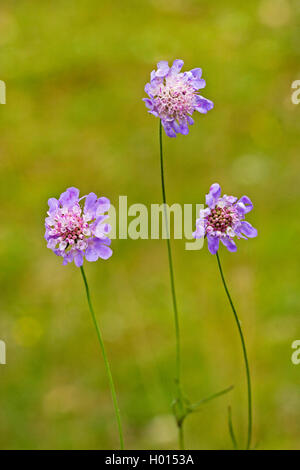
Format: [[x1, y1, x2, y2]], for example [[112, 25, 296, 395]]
[[96, 197, 110, 215], [62, 251, 74, 265], [96, 244, 113, 260], [190, 68, 202, 79], [224, 195, 237, 204], [144, 83, 153, 97], [239, 221, 257, 238], [189, 69, 206, 89], [237, 196, 253, 214], [207, 236, 220, 255], [59, 187, 80, 208], [156, 61, 169, 77], [95, 223, 111, 238], [172, 120, 181, 133], [195, 96, 214, 114], [235, 204, 245, 217], [170, 59, 184, 75], [84, 192, 97, 216], [48, 198, 59, 213], [179, 119, 189, 135], [192, 78, 206, 90], [198, 208, 211, 218], [93, 215, 109, 237], [45, 216, 54, 226], [162, 120, 177, 138], [221, 237, 237, 252], [149, 76, 163, 90], [143, 98, 153, 109], [149, 109, 159, 117], [206, 183, 221, 208], [103, 223, 111, 234], [47, 239, 57, 250], [85, 246, 99, 262], [193, 223, 205, 239], [187, 116, 194, 125], [93, 214, 107, 224], [74, 251, 84, 267], [98, 237, 111, 246]]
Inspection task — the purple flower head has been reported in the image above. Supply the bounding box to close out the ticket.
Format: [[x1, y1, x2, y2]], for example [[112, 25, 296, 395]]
[[143, 59, 214, 137], [45, 187, 112, 267], [193, 183, 257, 255]]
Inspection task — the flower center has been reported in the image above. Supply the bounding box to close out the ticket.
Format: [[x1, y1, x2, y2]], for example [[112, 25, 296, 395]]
[[52, 208, 90, 249], [206, 207, 233, 233], [155, 81, 195, 120]]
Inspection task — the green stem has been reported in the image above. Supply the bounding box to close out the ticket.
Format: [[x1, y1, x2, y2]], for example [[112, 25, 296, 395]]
[[215, 252, 252, 450], [188, 385, 234, 412], [159, 120, 183, 448], [179, 423, 184, 450], [80, 266, 124, 450], [228, 406, 238, 449]]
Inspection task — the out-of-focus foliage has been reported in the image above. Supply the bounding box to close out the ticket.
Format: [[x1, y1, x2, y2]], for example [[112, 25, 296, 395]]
[[0, 0, 299, 450]]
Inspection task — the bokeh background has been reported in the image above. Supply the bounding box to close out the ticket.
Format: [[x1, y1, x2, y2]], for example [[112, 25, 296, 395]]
[[0, 0, 299, 450]]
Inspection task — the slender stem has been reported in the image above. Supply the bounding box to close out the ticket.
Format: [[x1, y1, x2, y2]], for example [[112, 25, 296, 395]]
[[179, 423, 184, 450], [159, 120, 183, 447], [228, 406, 238, 449], [189, 385, 234, 412], [80, 266, 124, 450], [215, 252, 252, 450]]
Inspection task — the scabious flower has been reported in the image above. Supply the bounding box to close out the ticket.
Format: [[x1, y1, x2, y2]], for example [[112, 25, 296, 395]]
[[45, 187, 112, 267], [143, 59, 214, 137], [193, 183, 257, 255]]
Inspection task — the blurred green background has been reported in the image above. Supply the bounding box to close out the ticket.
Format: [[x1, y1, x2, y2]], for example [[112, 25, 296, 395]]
[[0, 0, 299, 450]]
